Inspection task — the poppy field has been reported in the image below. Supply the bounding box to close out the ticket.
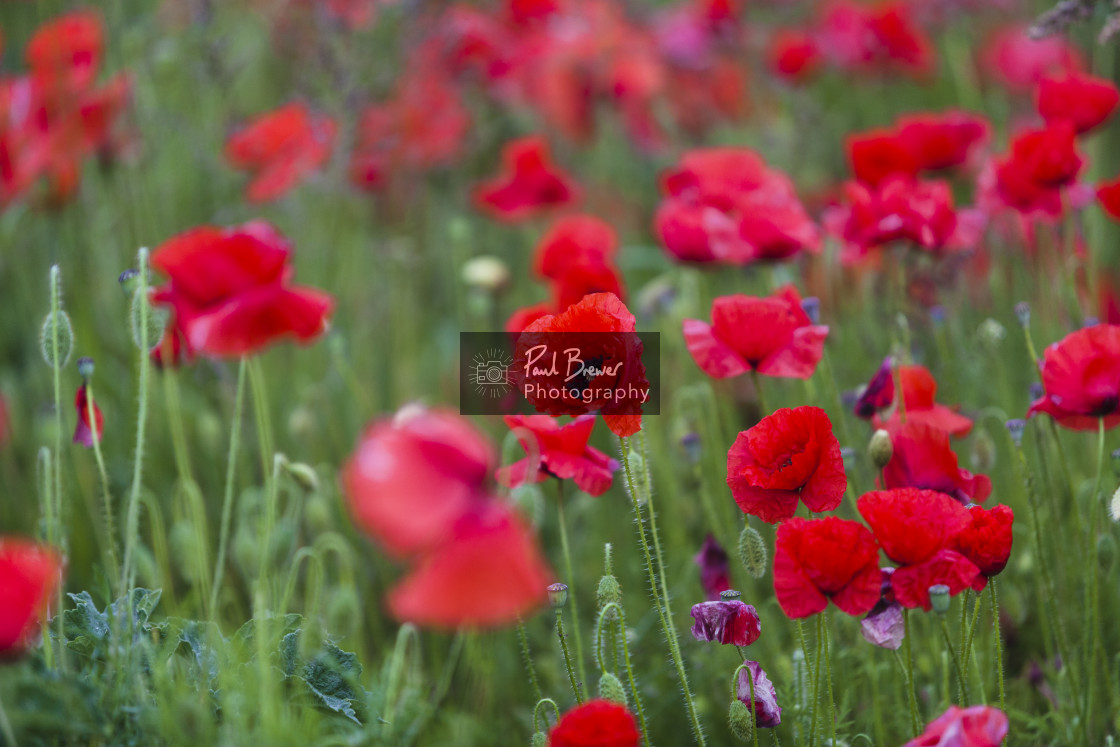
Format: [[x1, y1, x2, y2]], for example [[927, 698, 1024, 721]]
[[4, 0, 1120, 745]]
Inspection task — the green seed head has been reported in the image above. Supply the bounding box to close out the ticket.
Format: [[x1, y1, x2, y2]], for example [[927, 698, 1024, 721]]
[[869, 429, 893, 470]]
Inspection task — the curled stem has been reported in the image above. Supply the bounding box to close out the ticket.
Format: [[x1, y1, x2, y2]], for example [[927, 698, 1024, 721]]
[[532, 698, 561, 734]]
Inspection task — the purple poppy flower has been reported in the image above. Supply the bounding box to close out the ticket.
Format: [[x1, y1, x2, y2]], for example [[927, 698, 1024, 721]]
[[861, 602, 905, 649], [737, 660, 782, 728], [694, 533, 731, 600], [690, 600, 761, 646], [854, 356, 894, 419]]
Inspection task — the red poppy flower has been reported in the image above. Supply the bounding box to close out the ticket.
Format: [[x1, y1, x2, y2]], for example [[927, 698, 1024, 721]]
[[895, 111, 989, 172], [150, 221, 333, 358], [0, 537, 63, 658], [655, 148, 818, 264], [551, 261, 626, 313], [472, 136, 580, 222], [690, 599, 761, 646], [225, 103, 337, 203], [343, 406, 494, 558], [952, 504, 1014, 591], [847, 130, 919, 187], [506, 302, 554, 334], [816, 1, 934, 77], [25, 10, 103, 92], [72, 382, 103, 448], [514, 292, 645, 438], [549, 699, 641, 747], [1098, 177, 1120, 221], [831, 176, 965, 260], [904, 704, 1008, 747], [695, 533, 731, 600], [858, 488, 979, 610], [684, 285, 828, 380], [882, 421, 992, 503], [872, 365, 973, 437], [533, 215, 617, 282], [1007, 123, 1082, 188], [980, 25, 1081, 92], [727, 406, 846, 524], [495, 413, 618, 496], [1037, 72, 1120, 135], [773, 516, 881, 619], [1027, 324, 1120, 430], [864, 2, 934, 76], [388, 501, 551, 628], [767, 30, 821, 83], [737, 661, 782, 728]]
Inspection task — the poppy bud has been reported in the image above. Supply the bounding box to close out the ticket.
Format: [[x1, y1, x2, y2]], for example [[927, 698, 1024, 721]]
[[869, 429, 893, 470], [720, 589, 742, 602], [929, 584, 951, 614], [530, 732, 548, 747], [597, 574, 623, 618], [130, 289, 170, 351], [303, 495, 331, 534], [461, 255, 510, 292], [970, 429, 996, 472], [738, 524, 768, 579], [1110, 486, 1120, 523], [1006, 419, 1026, 449], [283, 461, 320, 493], [288, 406, 316, 440], [77, 356, 95, 380], [119, 268, 140, 295], [598, 672, 628, 706], [1014, 302, 1031, 327], [548, 582, 569, 608], [40, 311, 74, 369], [169, 522, 202, 583], [728, 699, 754, 742], [327, 588, 361, 638]]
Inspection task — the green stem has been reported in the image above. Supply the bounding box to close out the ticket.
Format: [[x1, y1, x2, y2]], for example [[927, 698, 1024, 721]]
[[48, 266, 66, 673], [208, 357, 248, 619], [750, 370, 768, 415], [120, 248, 152, 598], [902, 609, 921, 735], [255, 455, 285, 607], [597, 604, 649, 747], [620, 436, 706, 745], [823, 610, 837, 747], [517, 617, 543, 706], [939, 617, 969, 705], [0, 690, 17, 747], [809, 613, 824, 747], [556, 610, 583, 705], [161, 368, 194, 483], [961, 591, 984, 683], [555, 481, 588, 692], [85, 383, 120, 594], [1084, 417, 1111, 735], [990, 580, 1005, 714]]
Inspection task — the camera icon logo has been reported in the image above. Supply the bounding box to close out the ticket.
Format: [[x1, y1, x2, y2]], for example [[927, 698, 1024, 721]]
[[471, 349, 513, 398]]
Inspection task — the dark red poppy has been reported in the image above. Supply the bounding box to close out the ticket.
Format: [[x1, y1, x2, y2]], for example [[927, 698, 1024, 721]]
[[882, 421, 992, 503], [767, 30, 821, 83], [904, 705, 1008, 747], [514, 292, 645, 438], [25, 10, 103, 92], [773, 516, 881, 619], [1037, 72, 1120, 135], [655, 148, 818, 264], [847, 130, 919, 187], [533, 215, 617, 282], [895, 111, 989, 172], [72, 382, 103, 448], [737, 661, 782, 728], [727, 406, 846, 524], [872, 365, 973, 437], [549, 699, 641, 747], [0, 537, 63, 658], [694, 533, 731, 600], [1027, 324, 1120, 430], [1098, 177, 1120, 221], [343, 406, 494, 559], [952, 504, 1014, 591], [225, 103, 336, 204], [684, 286, 828, 380], [495, 413, 618, 496], [858, 488, 979, 610], [690, 599, 761, 646], [150, 221, 333, 358], [388, 501, 551, 629], [472, 136, 580, 222], [980, 25, 1081, 92]]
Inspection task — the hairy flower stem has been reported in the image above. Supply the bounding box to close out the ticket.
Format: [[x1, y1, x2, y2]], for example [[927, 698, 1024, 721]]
[[555, 481, 588, 691], [120, 250, 153, 597], [517, 617, 543, 705], [86, 383, 120, 594], [823, 611, 837, 747], [901, 609, 921, 735], [208, 357, 248, 619], [991, 580, 1006, 714], [808, 614, 824, 747], [0, 691, 17, 747], [939, 616, 969, 704], [1084, 417, 1115, 733], [731, 663, 761, 747], [555, 609, 583, 705], [532, 698, 561, 734], [621, 436, 706, 745], [597, 604, 649, 747], [47, 267, 67, 673]]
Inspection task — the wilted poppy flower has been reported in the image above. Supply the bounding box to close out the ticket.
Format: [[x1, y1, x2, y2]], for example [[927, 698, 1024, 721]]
[[0, 537, 63, 658], [952, 505, 1014, 591], [904, 704, 1009, 747], [767, 30, 820, 83], [736, 661, 782, 728], [694, 533, 731, 600], [549, 699, 641, 747], [72, 382, 103, 447], [495, 413, 618, 496], [150, 221, 333, 358], [858, 488, 980, 610], [861, 569, 905, 650], [1027, 324, 1120, 430], [343, 406, 494, 558], [473, 136, 580, 222], [388, 502, 551, 628], [882, 421, 992, 503], [873, 365, 973, 437], [727, 406, 846, 524], [691, 599, 761, 646], [684, 286, 828, 380], [773, 516, 881, 619], [225, 103, 336, 203], [1037, 72, 1119, 135], [980, 25, 1080, 92], [513, 292, 645, 438]]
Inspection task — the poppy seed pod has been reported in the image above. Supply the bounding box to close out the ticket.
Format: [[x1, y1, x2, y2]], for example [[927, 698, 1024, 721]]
[[461, 255, 510, 292], [720, 589, 742, 602], [548, 582, 569, 608], [77, 356, 95, 380], [929, 584, 951, 614], [869, 429, 893, 470]]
